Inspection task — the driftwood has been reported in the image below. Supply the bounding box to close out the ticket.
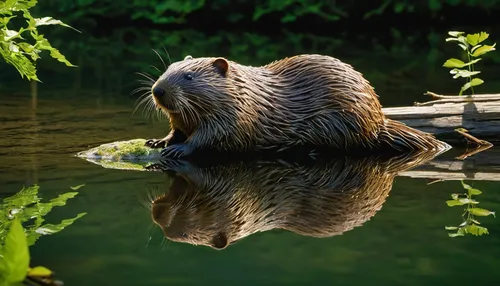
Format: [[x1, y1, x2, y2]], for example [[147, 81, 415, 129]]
[[398, 147, 500, 182], [382, 92, 500, 146]]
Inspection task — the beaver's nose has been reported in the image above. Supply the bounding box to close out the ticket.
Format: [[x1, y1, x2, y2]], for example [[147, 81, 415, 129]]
[[152, 87, 165, 97]]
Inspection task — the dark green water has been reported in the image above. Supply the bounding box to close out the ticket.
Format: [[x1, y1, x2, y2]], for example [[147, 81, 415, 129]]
[[1, 64, 500, 285]]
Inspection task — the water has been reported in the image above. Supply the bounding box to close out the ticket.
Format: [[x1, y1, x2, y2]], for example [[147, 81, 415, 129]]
[[1, 78, 500, 285]]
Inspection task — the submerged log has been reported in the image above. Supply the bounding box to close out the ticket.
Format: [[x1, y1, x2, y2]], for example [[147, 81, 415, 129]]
[[398, 147, 500, 182], [382, 92, 500, 146]]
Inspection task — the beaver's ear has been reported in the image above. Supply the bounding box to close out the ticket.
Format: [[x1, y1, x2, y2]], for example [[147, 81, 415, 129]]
[[211, 231, 228, 250], [212, 58, 229, 76]]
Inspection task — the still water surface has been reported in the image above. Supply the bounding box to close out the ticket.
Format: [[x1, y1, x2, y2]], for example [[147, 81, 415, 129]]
[[0, 85, 499, 285]]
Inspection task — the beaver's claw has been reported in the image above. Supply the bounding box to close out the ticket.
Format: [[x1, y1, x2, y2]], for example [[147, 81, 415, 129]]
[[145, 138, 168, 149], [160, 144, 193, 158]]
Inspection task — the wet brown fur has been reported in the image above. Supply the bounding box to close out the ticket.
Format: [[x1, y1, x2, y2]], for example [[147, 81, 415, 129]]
[[149, 54, 450, 154], [149, 150, 443, 250]]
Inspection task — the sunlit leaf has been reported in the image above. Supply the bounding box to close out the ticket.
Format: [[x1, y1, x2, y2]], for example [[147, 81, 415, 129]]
[[460, 181, 482, 195], [448, 232, 464, 237], [70, 184, 85, 191], [443, 58, 465, 68], [477, 32, 489, 44], [461, 78, 484, 94], [2, 218, 29, 283], [468, 188, 482, 195], [34, 17, 80, 32], [450, 193, 459, 200], [27, 266, 52, 277], [446, 199, 463, 207], [472, 44, 496, 57], [470, 208, 495, 217], [466, 224, 489, 236], [466, 33, 480, 46], [443, 58, 481, 68], [458, 198, 479, 204], [458, 43, 467, 51], [448, 31, 464, 37], [450, 69, 481, 79], [460, 181, 472, 190], [445, 226, 458, 230]]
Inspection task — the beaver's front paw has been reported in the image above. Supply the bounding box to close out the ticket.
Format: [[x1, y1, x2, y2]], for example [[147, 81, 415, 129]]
[[145, 137, 171, 149], [160, 144, 193, 158]]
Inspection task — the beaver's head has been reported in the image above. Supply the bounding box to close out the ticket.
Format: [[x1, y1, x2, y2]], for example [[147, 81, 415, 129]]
[[150, 55, 235, 132], [150, 175, 234, 250]]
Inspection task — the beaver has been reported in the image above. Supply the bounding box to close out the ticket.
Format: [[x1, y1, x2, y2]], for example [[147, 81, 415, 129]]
[[143, 54, 450, 158], [146, 149, 442, 250]]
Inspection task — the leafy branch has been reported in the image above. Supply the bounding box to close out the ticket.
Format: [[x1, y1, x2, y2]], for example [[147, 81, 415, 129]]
[[445, 181, 495, 237], [0, 0, 78, 81], [443, 31, 496, 96], [0, 184, 86, 285]]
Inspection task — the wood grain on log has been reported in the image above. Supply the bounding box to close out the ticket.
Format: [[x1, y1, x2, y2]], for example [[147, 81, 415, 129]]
[[382, 95, 500, 145]]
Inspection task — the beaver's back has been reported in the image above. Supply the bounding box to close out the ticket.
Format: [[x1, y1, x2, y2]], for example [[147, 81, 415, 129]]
[[236, 54, 385, 150]]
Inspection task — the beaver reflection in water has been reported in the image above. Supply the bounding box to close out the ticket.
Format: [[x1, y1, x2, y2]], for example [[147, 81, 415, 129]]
[[147, 150, 441, 250]]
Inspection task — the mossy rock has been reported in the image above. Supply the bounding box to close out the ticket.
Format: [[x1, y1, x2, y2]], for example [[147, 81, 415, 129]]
[[76, 139, 161, 171]]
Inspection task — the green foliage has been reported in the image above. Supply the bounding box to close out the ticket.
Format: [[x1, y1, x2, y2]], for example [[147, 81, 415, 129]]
[[445, 181, 495, 238], [0, 218, 29, 284], [443, 31, 496, 95], [0, 184, 86, 285], [0, 184, 87, 246], [0, 0, 76, 81]]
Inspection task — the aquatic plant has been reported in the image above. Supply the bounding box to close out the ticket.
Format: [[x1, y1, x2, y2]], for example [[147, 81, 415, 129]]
[[445, 181, 495, 237], [0, 0, 76, 81], [443, 31, 496, 95], [0, 184, 86, 285]]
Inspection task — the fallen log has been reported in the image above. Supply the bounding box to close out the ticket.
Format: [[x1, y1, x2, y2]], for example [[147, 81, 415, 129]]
[[382, 92, 500, 146]]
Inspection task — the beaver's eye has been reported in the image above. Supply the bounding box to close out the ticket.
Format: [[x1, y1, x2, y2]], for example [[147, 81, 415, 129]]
[[180, 232, 188, 238], [183, 72, 193, 80]]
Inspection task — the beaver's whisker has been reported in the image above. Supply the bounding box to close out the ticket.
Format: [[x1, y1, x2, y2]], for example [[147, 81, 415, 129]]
[[163, 46, 172, 66], [132, 93, 153, 116], [135, 71, 156, 83], [152, 49, 167, 71], [150, 65, 162, 74], [131, 87, 152, 98]]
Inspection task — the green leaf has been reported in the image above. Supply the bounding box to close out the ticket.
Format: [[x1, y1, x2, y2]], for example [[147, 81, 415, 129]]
[[477, 32, 489, 44], [465, 32, 489, 46], [34, 17, 80, 32], [458, 43, 467, 51], [466, 33, 480, 46], [466, 224, 489, 236], [443, 58, 466, 68], [443, 58, 481, 68], [448, 232, 464, 237], [450, 193, 459, 200], [460, 181, 472, 190], [450, 69, 481, 79], [472, 44, 496, 57], [27, 266, 52, 277], [461, 181, 482, 195], [445, 226, 458, 230], [70, 184, 85, 191], [470, 208, 496, 217], [446, 199, 464, 206], [468, 188, 482, 195], [461, 78, 484, 94], [448, 31, 464, 37], [2, 219, 29, 283], [458, 198, 479, 204]]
